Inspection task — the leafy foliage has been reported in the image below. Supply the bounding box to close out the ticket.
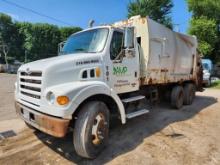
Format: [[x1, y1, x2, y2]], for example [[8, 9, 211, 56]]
[[0, 13, 82, 63], [210, 80, 220, 89], [128, 0, 173, 28], [188, 17, 218, 58], [0, 13, 23, 61], [187, 0, 220, 21], [17, 23, 61, 61], [187, 0, 220, 62]]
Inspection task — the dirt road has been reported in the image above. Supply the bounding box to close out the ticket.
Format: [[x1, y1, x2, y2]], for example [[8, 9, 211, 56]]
[[0, 73, 17, 121], [0, 73, 25, 133], [0, 73, 220, 165]]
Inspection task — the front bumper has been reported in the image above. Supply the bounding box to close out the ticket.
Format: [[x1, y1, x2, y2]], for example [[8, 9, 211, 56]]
[[15, 102, 70, 137]]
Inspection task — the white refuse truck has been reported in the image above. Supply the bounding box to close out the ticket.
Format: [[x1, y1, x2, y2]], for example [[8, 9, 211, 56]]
[[15, 16, 203, 158]]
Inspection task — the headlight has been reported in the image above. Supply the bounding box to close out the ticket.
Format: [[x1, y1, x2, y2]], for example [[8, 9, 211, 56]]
[[46, 91, 55, 104]]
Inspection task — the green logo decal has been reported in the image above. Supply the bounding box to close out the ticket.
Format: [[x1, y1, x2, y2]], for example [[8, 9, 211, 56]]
[[113, 66, 128, 76]]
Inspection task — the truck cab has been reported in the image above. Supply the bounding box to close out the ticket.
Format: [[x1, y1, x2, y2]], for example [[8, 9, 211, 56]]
[[202, 59, 213, 86], [15, 25, 143, 158], [59, 26, 140, 94]]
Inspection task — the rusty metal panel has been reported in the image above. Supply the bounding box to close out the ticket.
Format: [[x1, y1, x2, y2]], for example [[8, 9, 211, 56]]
[[114, 16, 199, 85], [15, 102, 70, 138]]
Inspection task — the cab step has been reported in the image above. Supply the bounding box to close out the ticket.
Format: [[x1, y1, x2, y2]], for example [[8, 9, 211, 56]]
[[126, 109, 149, 119], [122, 95, 145, 103]]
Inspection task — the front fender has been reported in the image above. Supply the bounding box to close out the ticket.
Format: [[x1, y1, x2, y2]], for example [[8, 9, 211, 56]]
[[46, 81, 126, 124]]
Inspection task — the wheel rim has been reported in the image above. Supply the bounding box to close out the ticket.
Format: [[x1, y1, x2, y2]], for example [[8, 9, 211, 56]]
[[91, 113, 107, 145]]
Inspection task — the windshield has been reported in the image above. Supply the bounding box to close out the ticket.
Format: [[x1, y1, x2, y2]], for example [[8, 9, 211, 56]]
[[202, 63, 209, 71], [60, 28, 109, 55]]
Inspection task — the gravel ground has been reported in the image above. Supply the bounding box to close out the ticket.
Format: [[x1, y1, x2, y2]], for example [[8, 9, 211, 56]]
[[0, 73, 17, 121], [0, 73, 220, 165], [0, 73, 25, 133]]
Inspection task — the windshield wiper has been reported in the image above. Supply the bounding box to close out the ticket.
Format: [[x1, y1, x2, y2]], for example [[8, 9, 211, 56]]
[[74, 48, 86, 52]]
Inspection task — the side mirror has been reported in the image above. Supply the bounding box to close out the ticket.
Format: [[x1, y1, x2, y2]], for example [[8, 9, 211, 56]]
[[58, 41, 66, 55], [124, 27, 134, 49]]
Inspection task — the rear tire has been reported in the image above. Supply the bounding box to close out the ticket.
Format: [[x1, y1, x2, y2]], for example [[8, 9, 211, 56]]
[[73, 101, 110, 159], [183, 83, 195, 105], [171, 86, 184, 109]]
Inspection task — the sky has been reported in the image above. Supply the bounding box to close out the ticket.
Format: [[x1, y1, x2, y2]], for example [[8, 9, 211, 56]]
[[0, 0, 191, 33]]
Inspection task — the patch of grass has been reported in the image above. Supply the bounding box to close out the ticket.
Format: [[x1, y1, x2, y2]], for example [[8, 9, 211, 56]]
[[210, 80, 220, 89]]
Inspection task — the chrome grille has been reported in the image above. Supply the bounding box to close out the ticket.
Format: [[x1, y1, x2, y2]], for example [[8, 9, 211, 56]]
[[20, 78, 41, 84], [20, 85, 41, 92], [19, 71, 42, 103], [20, 71, 42, 77]]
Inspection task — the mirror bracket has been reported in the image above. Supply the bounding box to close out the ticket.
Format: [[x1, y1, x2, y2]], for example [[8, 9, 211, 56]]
[[58, 41, 66, 55]]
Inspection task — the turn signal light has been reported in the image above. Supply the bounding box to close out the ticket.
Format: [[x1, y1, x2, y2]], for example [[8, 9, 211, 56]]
[[57, 96, 69, 105], [96, 67, 101, 77]]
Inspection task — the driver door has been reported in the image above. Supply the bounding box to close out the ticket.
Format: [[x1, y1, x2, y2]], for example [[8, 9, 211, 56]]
[[108, 30, 139, 94]]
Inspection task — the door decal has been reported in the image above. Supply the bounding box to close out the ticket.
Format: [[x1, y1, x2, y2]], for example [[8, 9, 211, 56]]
[[113, 66, 128, 76]]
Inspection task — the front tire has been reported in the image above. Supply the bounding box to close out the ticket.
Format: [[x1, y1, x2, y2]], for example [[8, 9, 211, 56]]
[[73, 101, 110, 159]]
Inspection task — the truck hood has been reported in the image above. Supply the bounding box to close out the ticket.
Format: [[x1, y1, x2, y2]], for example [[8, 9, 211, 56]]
[[18, 53, 103, 87], [19, 53, 101, 71]]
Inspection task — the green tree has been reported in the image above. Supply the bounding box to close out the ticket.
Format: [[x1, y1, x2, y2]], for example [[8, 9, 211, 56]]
[[17, 23, 61, 61], [187, 0, 220, 21], [127, 0, 173, 28], [188, 17, 218, 59], [17, 23, 82, 62], [187, 0, 220, 61], [0, 13, 12, 45], [0, 13, 82, 62], [0, 13, 23, 62]]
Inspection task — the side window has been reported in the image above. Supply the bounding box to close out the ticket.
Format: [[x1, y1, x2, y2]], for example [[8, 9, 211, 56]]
[[110, 31, 123, 60]]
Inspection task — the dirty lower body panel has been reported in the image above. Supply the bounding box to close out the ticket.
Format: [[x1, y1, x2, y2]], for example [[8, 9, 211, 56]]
[[15, 102, 70, 138]]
